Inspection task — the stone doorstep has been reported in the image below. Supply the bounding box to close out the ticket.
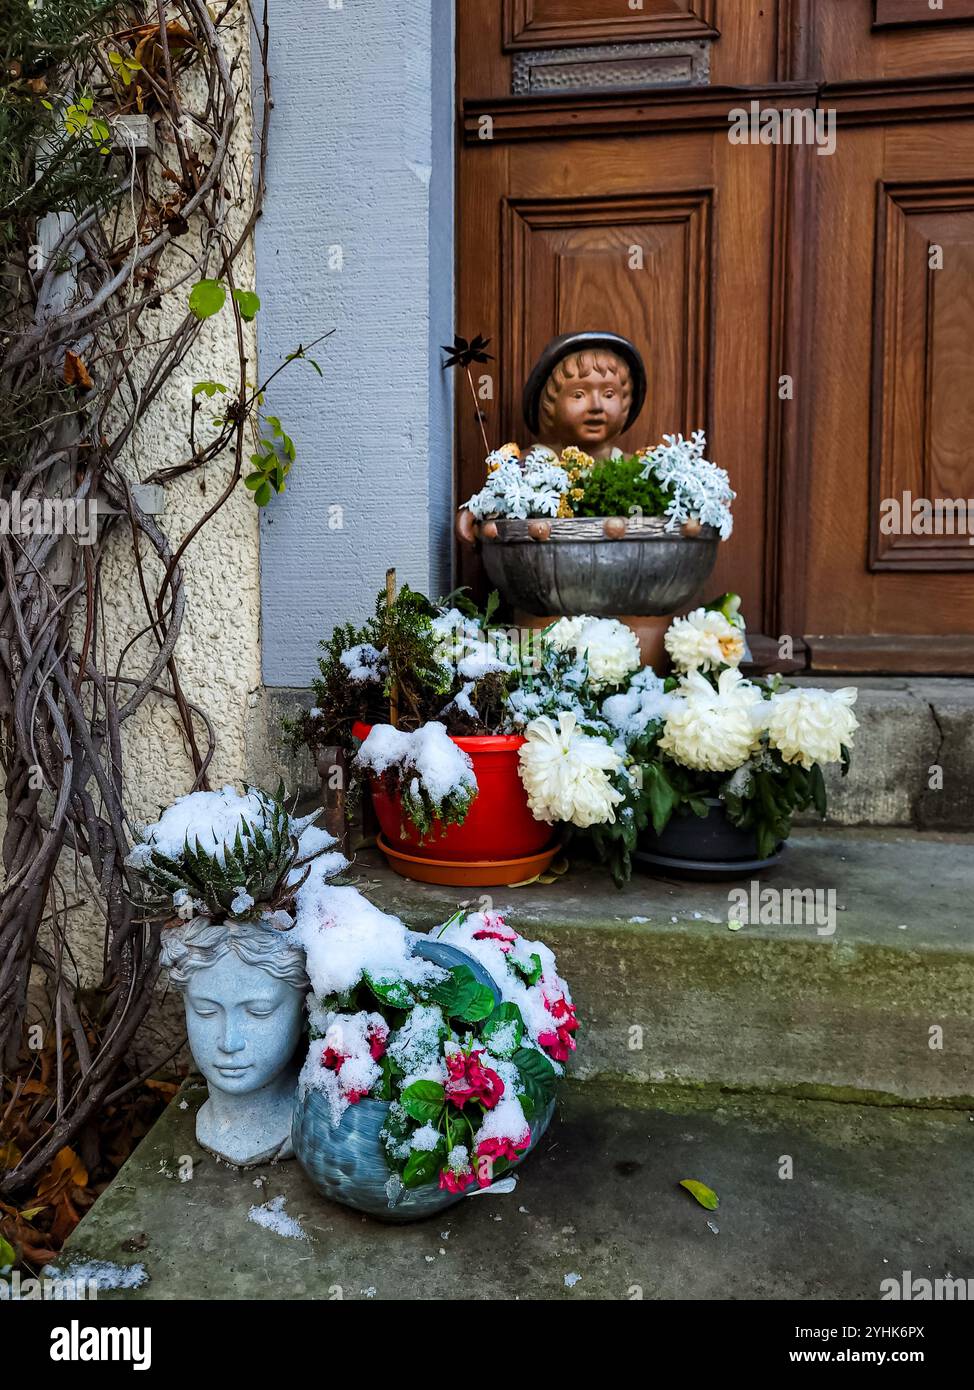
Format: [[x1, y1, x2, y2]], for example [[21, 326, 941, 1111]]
[[249, 678, 974, 831], [347, 831, 974, 1106], [57, 1080, 974, 1301]]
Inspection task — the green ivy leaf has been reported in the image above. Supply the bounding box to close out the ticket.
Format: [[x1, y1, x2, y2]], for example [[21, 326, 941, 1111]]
[[189, 279, 226, 320], [192, 380, 228, 397], [0, 1234, 16, 1271], [232, 288, 261, 321], [400, 1080, 446, 1125]]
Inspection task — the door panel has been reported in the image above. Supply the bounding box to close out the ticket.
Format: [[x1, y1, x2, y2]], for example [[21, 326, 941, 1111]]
[[792, 120, 974, 654], [457, 120, 778, 626], [456, 0, 974, 672]]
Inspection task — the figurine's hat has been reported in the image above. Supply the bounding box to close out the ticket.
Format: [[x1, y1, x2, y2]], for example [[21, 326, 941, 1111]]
[[522, 331, 647, 436]]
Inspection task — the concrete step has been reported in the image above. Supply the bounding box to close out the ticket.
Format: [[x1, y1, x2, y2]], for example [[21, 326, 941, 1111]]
[[58, 1080, 974, 1301], [349, 829, 974, 1107], [251, 677, 974, 832]]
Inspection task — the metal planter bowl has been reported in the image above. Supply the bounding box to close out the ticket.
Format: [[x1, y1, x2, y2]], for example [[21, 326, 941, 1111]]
[[292, 937, 556, 1222], [480, 516, 719, 617]]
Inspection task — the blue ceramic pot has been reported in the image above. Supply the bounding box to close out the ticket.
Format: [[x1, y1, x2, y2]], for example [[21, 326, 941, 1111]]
[[292, 937, 556, 1221]]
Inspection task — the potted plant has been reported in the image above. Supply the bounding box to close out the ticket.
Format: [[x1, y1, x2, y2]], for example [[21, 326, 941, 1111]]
[[543, 601, 860, 881], [292, 909, 575, 1221], [464, 433, 732, 635], [126, 784, 346, 1165], [449, 332, 733, 666], [287, 578, 643, 886]]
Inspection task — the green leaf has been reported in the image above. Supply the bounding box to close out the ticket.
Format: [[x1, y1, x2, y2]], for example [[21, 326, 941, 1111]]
[[513, 1045, 557, 1114], [679, 1179, 719, 1211], [192, 380, 227, 397], [253, 481, 272, 507], [189, 279, 226, 320], [364, 973, 413, 1009], [402, 1141, 447, 1190], [809, 762, 827, 817], [232, 288, 261, 321], [481, 1002, 524, 1058], [431, 965, 495, 1023], [645, 761, 677, 836], [510, 951, 543, 987], [0, 1234, 15, 1271], [400, 1080, 446, 1125]]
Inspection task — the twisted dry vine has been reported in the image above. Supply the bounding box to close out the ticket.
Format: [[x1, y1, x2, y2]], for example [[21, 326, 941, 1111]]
[[0, 0, 288, 1195]]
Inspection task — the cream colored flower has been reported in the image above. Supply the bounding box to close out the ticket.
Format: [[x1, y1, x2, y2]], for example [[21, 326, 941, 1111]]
[[546, 616, 642, 690], [659, 668, 766, 773], [766, 687, 859, 770], [518, 713, 624, 828], [664, 607, 745, 674]]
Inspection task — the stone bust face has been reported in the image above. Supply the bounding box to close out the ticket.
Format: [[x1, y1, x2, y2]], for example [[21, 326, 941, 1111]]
[[161, 918, 309, 1164], [185, 953, 305, 1096], [537, 348, 632, 457]]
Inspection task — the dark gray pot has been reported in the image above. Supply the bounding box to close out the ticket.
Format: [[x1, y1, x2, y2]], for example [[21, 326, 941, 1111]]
[[635, 798, 783, 880], [292, 937, 555, 1221], [481, 516, 719, 617]]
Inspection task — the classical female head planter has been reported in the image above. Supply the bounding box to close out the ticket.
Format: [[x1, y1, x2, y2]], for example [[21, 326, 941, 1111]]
[[522, 331, 647, 457], [161, 919, 309, 1166]]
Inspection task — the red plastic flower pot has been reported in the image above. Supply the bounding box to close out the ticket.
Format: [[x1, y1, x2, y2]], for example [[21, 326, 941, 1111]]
[[352, 722, 554, 863]]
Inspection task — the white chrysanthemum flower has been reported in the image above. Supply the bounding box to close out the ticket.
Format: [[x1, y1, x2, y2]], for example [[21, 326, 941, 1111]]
[[766, 687, 859, 770], [545, 616, 641, 690], [665, 607, 745, 673], [546, 617, 588, 652], [518, 713, 625, 828], [659, 668, 766, 772]]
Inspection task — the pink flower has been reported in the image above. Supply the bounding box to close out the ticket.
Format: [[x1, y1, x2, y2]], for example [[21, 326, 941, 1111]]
[[538, 993, 578, 1062], [444, 1050, 477, 1108], [474, 1134, 530, 1187], [466, 1052, 505, 1110], [366, 1020, 388, 1061], [344, 1088, 368, 1104], [439, 1167, 475, 1194], [321, 1046, 348, 1073], [472, 913, 517, 953], [444, 1048, 506, 1111]]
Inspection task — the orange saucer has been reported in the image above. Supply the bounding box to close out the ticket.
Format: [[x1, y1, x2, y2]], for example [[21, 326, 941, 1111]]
[[376, 834, 561, 887]]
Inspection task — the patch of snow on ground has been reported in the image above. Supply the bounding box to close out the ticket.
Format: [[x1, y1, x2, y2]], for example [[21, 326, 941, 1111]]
[[43, 1258, 148, 1291], [247, 1194, 308, 1241]]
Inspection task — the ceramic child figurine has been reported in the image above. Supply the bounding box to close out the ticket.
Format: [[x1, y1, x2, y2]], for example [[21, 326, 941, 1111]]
[[161, 919, 309, 1166], [456, 330, 647, 544]]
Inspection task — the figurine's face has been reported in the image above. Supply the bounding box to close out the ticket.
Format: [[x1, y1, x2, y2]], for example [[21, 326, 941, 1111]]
[[545, 359, 629, 450], [185, 953, 304, 1096]]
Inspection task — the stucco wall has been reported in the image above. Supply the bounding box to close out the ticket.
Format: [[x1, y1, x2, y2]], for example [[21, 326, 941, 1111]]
[[257, 0, 455, 687], [1, 10, 261, 995]]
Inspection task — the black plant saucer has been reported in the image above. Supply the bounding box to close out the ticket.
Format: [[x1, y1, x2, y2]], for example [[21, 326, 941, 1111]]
[[632, 845, 784, 882]]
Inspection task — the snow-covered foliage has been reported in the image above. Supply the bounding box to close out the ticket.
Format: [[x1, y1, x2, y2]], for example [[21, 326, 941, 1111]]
[[356, 721, 478, 838], [126, 784, 346, 928], [298, 908, 575, 1196]]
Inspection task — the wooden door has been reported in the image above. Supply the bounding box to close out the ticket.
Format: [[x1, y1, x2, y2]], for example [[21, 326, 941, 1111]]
[[456, 0, 974, 673]]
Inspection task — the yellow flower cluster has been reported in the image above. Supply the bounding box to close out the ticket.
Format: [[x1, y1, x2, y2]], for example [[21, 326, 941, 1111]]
[[487, 442, 521, 473]]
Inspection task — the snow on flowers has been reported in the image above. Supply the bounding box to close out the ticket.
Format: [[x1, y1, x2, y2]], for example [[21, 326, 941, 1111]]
[[461, 431, 734, 538], [297, 907, 575, 1195]]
